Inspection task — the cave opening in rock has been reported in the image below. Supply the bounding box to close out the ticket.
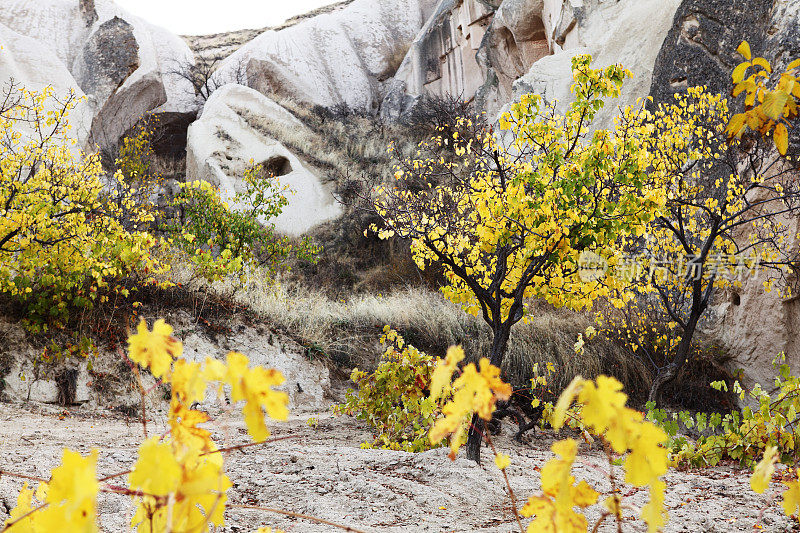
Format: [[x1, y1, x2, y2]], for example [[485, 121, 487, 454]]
[[261, 156, 293, 177], [489, 12, 550, 91], [497, 26, 524, 75]]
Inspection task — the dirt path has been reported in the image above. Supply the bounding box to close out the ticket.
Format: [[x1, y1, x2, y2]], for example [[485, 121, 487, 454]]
[[0, 401, 796, 532]]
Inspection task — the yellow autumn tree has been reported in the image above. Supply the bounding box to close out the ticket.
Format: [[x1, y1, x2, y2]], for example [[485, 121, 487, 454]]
[[0, 82, 165, 330], [372, 54, 666, 461], [612, 71, 800, 405]]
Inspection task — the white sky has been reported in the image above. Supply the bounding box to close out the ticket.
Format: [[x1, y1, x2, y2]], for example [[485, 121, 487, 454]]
[[114, 0, 340, 35]]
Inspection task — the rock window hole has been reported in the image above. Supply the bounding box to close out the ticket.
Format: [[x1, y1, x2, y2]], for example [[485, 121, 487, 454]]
[[261, 156, 292, 177]]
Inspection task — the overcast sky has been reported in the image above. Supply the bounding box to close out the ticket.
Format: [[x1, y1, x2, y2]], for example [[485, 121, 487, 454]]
[[114, 0, 339, 35]]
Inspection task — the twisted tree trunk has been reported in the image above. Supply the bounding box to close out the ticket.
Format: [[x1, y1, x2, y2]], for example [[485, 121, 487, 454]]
[[465, 327, 510, 463]]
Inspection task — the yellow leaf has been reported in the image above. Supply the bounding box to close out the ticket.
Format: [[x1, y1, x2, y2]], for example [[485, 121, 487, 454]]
[[782, 470, 800, 516], [751, 57, 772, 73], [225, 352, 289, 442], [774, 122, 789, 155], [128, 319, 182, 379], [202, 357, 227, 381], [495, 453, 511, 470], [751, 445, 778, 494], [430, 346, 464, 400], [552, 376, 583, 430], [731, 62, 751, 84], [737, 41, 752, 61], [38, 449, 99, 533], [170, 359, 205, 404], [577, 375, 628, 437], [5, 484, 36, 531], [641, 480, 668, 533], [571, 480, 599, 507], [726, 113, 747, 138], [129, 437, 181, 496], [763, 91, 790, 120]]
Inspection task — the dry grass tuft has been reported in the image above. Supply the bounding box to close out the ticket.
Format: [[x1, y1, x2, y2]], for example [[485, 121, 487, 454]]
[[231, 277, 650, 401]]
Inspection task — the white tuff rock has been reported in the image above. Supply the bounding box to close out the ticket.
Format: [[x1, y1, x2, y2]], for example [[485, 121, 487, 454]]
[[215, 0, 438, 111], [0, 0, 198, 149], [186, 84, 342, 236]]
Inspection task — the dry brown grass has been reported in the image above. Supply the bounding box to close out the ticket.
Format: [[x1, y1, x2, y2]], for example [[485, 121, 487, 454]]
[[229, 276, 650, 400], [237, 94, 413, 188]]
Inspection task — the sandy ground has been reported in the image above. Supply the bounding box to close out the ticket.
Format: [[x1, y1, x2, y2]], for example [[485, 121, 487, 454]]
[[0, 399, 797, 533]]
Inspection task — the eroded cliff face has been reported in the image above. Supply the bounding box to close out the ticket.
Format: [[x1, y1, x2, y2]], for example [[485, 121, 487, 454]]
[[213, 0, 439, 112], [383, 0, 683, 120], [383, 0, 497, 119], [185, 85, 343, 236]]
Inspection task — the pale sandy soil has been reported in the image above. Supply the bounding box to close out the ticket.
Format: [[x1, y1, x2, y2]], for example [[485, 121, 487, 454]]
[[0, 400, 796, 532]]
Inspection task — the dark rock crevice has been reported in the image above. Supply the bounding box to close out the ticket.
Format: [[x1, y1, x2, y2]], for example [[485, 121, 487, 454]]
[[649, 0, 774, 106]]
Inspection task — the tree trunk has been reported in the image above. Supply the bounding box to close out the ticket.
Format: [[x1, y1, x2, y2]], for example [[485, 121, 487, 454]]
[[465, 413, 484, 462], [647, 313, 700, 405], [466, 326, 511, 463]]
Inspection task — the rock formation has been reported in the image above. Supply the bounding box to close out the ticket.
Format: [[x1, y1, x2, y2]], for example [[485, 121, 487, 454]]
[[384, 0, 682, 120], [186, 84, 342, 236], [0, 22, 94, 145], [214, 0, 438, 111], [390, 0, 496, 107], [0, 0, 198, 151]]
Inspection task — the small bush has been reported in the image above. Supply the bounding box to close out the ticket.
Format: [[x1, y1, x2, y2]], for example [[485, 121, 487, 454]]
[[648, 354, 800, 469], [0, 85, 167, 332], [336, 327, 444, 451], [167, 164, 319, 284]]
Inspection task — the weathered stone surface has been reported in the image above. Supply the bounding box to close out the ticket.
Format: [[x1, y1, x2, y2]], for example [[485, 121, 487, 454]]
[[79, 0, 97, 28], [388, 0, 679, 119], [0, 22, 93, 145], [0, 319, 91, 405], [649, 0, 773, 107], [216, 0, 438, 111], [475, 0, 549, 111], [3, 363, 92, 405], [0, 0, 199, 150], [73, 16, 139, 108], [498, 0, 680, 123], [186, 84, 342, 236], [389, 0, 497, 110], [181, 321, 332, 411], [380, 78, 418, 120]]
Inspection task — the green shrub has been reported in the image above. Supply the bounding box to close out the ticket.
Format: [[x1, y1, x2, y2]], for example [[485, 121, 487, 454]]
[[647, 354, 800, 468], [168, 165, 319, 284], [335, 327, 444, 452]]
